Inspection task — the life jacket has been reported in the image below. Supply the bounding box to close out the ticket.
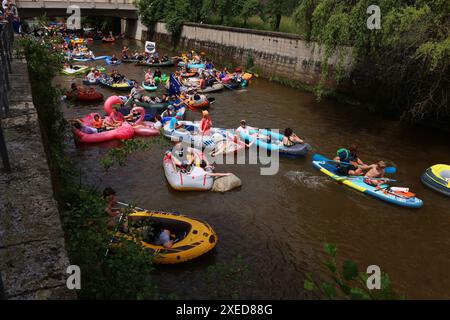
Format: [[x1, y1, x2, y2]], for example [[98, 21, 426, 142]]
[[92, 118, 103, 129]]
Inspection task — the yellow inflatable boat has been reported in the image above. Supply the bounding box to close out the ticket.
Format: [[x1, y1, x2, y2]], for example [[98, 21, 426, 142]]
[[421, 164, 450, 197], [118, 211, 218, 264]]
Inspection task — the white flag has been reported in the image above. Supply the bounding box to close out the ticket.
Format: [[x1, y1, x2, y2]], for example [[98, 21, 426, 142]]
[[145, 41, 156, 53]]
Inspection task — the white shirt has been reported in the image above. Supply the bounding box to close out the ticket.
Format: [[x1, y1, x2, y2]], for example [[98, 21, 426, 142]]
[[153, 121, 162, 130]]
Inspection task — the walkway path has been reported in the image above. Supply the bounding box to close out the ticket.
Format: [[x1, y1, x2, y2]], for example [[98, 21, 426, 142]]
[[0, 58, 76, 299]]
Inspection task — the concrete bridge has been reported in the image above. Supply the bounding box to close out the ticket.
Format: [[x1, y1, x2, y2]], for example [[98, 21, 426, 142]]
[[16, 0, 138, 18], [15, 0, 148, 39]]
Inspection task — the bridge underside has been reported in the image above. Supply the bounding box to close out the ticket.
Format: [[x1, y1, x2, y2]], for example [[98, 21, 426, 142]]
[[18, 8, 138, 19]]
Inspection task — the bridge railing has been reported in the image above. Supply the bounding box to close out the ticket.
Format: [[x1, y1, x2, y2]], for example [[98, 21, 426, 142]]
[[0, 22, 14, 172]]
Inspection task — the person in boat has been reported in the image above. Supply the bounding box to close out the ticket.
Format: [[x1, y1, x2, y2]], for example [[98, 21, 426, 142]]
[[198, 74, 206, 90], [124, 107, 140, 123], [205, 60, 214, 70], [235, 120, 257, 138], [121, 46, 129, 59], [106, 105, 125, 127], [91, 114, 106, 132], [111, 70, 122, 84], [282, 128, 304, 147], [199, 110, 212, 136], [160, 93, 169, 103], [333, 145, 367, 176], [85, 68, 97, 83], [165, 105, 177, 118], [110, 54, 118, 64], [149, 96, 159, 104], [144, 69, 155, 85], [161, 55, 169, 62], [71, 119, 97, 134], [155, 227, 174, 248], [129, 82, 143, 102], [363, 161, 387, 188], [102, 187, 122, 230], [153, 68, 162, 79], [210, 133, 253, 157], [168, 112, 185, 131], [169, 95, 185, 109], [153, 114, 163, 130]]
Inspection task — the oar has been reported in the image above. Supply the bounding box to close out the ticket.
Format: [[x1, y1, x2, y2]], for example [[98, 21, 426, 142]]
[[104, 211, 126, 258], [117, 201, 144, 211], [347, 176, 397, 182], [325, 160, 397, 174]]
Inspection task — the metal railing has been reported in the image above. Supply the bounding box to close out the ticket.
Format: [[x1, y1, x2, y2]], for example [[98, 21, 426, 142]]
[[0, 22, 14, 172]]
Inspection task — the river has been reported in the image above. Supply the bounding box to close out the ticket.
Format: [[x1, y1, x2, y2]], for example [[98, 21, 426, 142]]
[[59, 39, 450, 299]]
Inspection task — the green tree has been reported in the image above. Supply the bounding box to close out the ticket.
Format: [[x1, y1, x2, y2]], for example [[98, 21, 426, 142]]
[[136, 0, 167, 27], [264, 0, 299, 30], [291, 0, 450, 123], [240, 0, 262, 26]]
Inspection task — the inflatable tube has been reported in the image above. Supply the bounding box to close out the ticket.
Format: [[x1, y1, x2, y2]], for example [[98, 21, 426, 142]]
[[129, 106, 160, 137], [66, 90, 103, 102], [106, 57, 121, 65], [163, 152, 214, 191], [178, 61, 205, 69], [162, 120, 225, 149], [99, 79, 135, 91], [312, 154, 423, 208], [118, 211, 217, 264], [242, 72, 253, 81], [121, 58, 140, 63], [142, 81, 158, 91], [102, 37, 116, 43], [136, 60, 174, 67], [421, 164, 450, 197], [246, 129, 311, 158], [83, 78, 100, 85], [104, 95, 125, 115], [198, 83, 224, 93], [154, 74, 169, 84], [73, 113, 134, 143], [187, 96, 211, 110], [181, 72, 198, 78], [61, 65, 89, 76]]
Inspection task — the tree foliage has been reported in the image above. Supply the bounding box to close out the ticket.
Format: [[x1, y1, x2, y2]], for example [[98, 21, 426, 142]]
[[304, 243, 402, 300], [292, 0, 450, 122]]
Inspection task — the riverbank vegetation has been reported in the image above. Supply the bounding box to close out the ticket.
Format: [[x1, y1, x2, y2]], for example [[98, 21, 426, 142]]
[[17, 37, 158, 299], [305, 243, 401, 300], [137, 0, 449, 125]]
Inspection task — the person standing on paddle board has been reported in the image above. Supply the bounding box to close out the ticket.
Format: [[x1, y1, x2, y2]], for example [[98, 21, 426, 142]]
[[333, 145, 367, 176]]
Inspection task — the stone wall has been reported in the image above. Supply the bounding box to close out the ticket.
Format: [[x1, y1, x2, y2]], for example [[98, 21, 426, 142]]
[[144, 22, 352, 88], [0, 59, 76, 300]]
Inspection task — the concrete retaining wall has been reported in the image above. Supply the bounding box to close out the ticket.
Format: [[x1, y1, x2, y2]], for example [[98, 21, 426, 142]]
[[141, 22, 352, 87], [0, 59, 76, 300]]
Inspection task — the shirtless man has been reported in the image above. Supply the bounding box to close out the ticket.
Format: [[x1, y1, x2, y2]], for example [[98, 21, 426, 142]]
[[363, 161, 387, 188]]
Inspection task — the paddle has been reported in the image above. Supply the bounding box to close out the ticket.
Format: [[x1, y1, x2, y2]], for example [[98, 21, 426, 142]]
[[347, 176, 397, 183], [104, 210, 127, 258], [117, 201, 144, 211], [325, 160, 397, 174]]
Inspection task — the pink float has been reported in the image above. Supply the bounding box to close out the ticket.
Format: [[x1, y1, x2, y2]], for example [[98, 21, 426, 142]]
[[73, 112, 134, 143], [130, 106, 160, 137], [104, 95, 124, 115]]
